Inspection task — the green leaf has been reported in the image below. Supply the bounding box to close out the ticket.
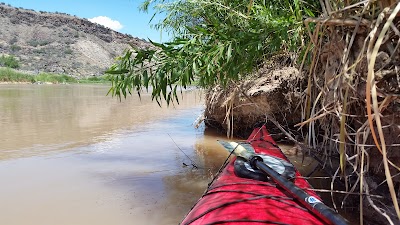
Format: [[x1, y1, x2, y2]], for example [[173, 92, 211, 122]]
[[161, 77, 167, 99], [143, 70, 149, 90], [105, 69, 129, 74], [173, 85, 179, 104]]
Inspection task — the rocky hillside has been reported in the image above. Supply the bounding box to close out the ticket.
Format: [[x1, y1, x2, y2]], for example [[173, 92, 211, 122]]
[[0, 3, 152, 77]]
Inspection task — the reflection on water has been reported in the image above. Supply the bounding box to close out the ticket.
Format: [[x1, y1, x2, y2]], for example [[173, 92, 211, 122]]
[[0, 84, 231, 225], [0, 84, 314, 225], [0, 84, 203, 160]]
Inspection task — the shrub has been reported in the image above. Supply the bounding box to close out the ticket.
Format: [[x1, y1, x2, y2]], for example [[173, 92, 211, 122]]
[[33, 49, 45, 54], [64, 49, 73, 54], [10, 45, 21, 52], [35, 73, 77, 83], [78, 75, 111, 83], [28, 40, 39, 47], [28, 39, 50, 47], [64, 39, 76, 45], [0, 67, 34, 82], [0, 55, 20, 68]]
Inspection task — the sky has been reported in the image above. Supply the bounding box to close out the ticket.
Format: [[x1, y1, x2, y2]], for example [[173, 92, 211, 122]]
[[1, 0, 170, 42]]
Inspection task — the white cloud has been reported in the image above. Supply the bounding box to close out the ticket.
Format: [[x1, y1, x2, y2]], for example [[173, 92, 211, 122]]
[[88, 16, 123, 31]]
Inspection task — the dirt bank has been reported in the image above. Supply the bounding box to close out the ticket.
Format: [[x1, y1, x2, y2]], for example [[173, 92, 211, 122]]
[[204, 66, 306, 139]]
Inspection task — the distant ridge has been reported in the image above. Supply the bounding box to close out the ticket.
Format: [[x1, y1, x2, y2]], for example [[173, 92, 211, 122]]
[[0, 3, 153, 76]]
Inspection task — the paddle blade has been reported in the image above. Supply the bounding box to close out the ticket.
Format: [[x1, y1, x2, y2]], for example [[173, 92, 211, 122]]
[[217, 140, 255, 160]]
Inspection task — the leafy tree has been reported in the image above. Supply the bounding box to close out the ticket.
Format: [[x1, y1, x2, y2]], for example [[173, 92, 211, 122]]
[[107, 0, 320, 105]]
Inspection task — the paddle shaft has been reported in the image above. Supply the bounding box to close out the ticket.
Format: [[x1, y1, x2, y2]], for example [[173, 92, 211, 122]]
[[228, 142, 348, 224], [251, 157, 348, 225]]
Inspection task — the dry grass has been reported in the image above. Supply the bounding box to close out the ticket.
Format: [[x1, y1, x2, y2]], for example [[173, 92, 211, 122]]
[[204, 1, 399, 223], [299, 1, 400, 224]]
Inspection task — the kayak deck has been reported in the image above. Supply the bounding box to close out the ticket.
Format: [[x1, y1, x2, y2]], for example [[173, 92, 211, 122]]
[[181, 126, 327, 225]]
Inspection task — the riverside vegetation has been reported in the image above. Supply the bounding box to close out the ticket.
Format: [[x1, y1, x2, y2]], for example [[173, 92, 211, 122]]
[[0, 52, 149, 84], [107, 1, 400, 224], [0, 67, 110, 84]]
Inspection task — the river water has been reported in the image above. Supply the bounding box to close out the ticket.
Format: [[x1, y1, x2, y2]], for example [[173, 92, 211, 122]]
[[0, 84, 326, 225], [0, 84, 234, 225]]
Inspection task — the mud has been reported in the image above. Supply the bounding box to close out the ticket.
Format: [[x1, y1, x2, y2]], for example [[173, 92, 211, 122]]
[[204, 66, 305, 138]]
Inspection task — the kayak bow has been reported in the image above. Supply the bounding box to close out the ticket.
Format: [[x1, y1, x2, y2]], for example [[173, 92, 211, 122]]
[[181, 126, 349, 225]]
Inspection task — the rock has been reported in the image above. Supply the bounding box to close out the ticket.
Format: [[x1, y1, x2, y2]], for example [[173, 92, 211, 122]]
[[0, 4, 153, 77]]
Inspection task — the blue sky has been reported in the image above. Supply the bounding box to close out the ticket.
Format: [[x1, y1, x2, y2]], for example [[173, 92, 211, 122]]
[[1, 0, 170, 42]]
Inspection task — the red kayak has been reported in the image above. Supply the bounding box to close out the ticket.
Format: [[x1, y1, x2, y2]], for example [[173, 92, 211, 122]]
[[181, 126, 347, 225]]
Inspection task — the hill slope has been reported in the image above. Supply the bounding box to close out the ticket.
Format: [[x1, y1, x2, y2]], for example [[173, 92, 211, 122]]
[[0, 3, 152, 76]]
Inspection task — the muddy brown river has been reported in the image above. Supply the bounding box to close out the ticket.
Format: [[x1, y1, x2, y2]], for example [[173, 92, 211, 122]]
[[0, 84, 237, 225], [0, 84, 322, 225]]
